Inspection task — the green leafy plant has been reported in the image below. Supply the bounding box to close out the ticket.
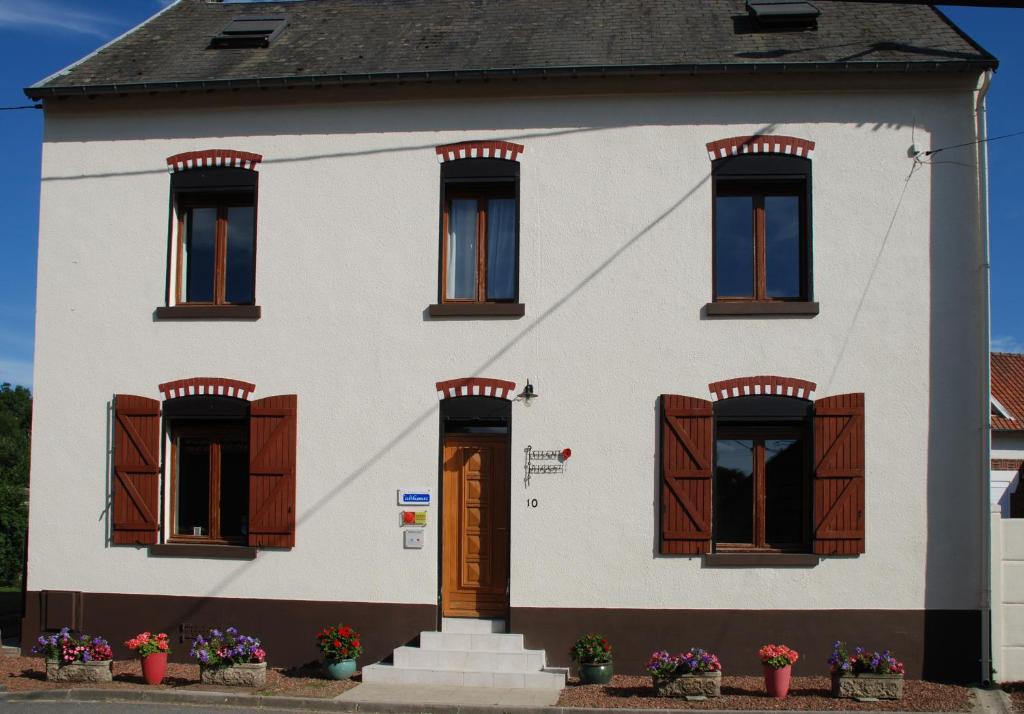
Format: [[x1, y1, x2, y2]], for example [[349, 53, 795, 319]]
[[316, 624, 363, 661], [570, 633, 612, 664]]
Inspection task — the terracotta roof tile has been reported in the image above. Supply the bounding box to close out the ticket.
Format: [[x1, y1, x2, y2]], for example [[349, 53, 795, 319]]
[[992, 352, 1024, 431]]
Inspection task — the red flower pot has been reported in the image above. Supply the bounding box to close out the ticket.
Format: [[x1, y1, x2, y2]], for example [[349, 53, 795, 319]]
[[141, 652, 168, 685], [763, 663, 792, 698]]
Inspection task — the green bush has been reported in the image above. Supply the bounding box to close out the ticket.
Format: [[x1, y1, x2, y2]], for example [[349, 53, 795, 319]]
[[0, 383, 30, 587]]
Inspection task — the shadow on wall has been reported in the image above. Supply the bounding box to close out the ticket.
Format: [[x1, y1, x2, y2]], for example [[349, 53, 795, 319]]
[[924, 89, 985, 682]]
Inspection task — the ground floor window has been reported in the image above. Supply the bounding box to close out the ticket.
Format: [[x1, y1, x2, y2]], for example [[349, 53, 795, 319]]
[[715, 426, 807, 550], [171, 421, 249, 543]]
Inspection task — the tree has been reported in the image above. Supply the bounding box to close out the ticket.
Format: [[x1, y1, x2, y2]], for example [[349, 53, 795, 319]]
[[0, 383, 31, 587]]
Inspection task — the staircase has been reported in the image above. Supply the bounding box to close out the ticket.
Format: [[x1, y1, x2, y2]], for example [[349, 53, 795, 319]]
[[361, 618, 566, 690]]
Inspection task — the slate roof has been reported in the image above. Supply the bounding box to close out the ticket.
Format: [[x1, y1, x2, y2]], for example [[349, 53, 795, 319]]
[[993, 353, 1024, 432], [26, 0, 996, 98]]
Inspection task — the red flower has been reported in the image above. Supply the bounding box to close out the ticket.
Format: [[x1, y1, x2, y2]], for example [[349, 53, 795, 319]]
[[352, 639, 360, 648], [333, 639, 341, 647]]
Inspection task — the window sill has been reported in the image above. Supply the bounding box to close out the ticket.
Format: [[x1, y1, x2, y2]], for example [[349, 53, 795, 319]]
[[148, 543, 257, 560], [427, 303, 525, 318], [704, 301, 819, 317], [154, 305, 261, 320], [703, 552, 819, 567]]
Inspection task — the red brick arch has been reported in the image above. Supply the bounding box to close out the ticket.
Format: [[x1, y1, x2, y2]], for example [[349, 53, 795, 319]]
[[436, 377, 517, 400], [158, 378, 256, 401], [708, 376, 816, 401], [435, 141, 524, 163], [166, 149, 263, 173], [705, 135, 815, 161]]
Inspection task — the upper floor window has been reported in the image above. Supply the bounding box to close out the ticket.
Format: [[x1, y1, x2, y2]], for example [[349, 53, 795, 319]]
[[157, 151, 262, 320], [705, 137, 817, 316], [429, 142, 524, 318]]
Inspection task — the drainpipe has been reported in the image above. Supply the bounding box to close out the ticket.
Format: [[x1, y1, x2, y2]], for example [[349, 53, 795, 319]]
[[976, 68, 993, 687]]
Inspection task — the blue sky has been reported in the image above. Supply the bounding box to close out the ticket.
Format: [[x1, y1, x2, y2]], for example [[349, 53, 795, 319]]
[[0, 2, 1021, 388]]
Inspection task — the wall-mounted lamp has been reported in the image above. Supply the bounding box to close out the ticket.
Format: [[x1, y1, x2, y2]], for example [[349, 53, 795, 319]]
[[517, 380, 539, 407]]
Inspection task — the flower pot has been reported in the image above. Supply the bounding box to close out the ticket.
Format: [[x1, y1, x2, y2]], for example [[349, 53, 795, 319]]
[[653, 670, 721, 698], [200, 661, 267, 687], [324, 658, 357, 680], [141, 652, 168, 685], [831, 672, 904, 700], [45, 658, 113, 683], [579, 661, 614, 685], [763, 663, 792, 698]]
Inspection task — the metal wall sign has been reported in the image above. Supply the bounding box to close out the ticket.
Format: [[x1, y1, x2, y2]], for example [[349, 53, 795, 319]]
[[523, 445, 570, 487], [397, 489, 431, 506]]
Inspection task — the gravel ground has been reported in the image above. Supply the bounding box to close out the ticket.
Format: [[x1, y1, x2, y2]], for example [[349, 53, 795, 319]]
[[557, 675, 973, 711], [0, 655, 358, 698], [1001, 682, 1024, 712]]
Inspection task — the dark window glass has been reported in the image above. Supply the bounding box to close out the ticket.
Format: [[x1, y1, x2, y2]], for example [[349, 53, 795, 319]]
[[219, 434, 250, 537], [176, 438, 211, 536], [765, 196, 801, 298], [715, 439, 754, 544], [185, 208, 217, 303], [764, 438, 803, 544], [225, 206, 255, 304], [714, 422, 807, 551], [486, 198, 516, 300], [176, 190, 256, 306], [172, 419, 249, 543], [715, 196, 754, 298], [713, 176, 808, 303]]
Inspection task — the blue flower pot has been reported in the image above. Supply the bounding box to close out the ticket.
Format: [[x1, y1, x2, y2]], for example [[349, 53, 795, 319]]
[[324, 658, 357, 680]]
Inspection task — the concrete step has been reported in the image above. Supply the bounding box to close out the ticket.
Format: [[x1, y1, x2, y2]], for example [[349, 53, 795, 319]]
[[0, 645, 20, 658], [441, 617, 505, 634], [393, 645, 545, 672], [362, 662, 565, 690], [420, 631, 524, 652]]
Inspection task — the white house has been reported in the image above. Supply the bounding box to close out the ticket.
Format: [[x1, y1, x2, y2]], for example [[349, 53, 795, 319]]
[[21, 0, 996, 686]]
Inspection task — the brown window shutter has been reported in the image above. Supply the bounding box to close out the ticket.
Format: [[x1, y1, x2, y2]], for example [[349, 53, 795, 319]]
[[660, 395, 713, 555], [812, 393, 865, 554], [248, 395, 297, 548], [112, 394, 161, 545]]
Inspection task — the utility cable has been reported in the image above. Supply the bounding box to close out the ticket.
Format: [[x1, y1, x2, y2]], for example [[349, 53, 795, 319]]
[[0, 104, 41, 111], [924, 129, 1024, 157]]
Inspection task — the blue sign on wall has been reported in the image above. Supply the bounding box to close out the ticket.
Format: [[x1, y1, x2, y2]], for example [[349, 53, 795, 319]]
[[397, 489, 432, 506]]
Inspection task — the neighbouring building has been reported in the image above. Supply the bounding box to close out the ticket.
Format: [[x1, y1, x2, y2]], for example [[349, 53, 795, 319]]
[[991, 352, 1024, 517], [21, 0, 997, 686]]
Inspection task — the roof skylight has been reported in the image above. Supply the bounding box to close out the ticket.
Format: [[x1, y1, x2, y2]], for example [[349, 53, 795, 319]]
[[210, 16, 287, 48]]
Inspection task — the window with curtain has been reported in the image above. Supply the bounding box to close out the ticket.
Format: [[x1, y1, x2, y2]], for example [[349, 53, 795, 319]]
[[443, 183, 517, 303]]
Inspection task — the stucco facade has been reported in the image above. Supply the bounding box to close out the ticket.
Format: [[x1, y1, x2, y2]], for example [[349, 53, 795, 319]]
[[24, 77, 988, 678]]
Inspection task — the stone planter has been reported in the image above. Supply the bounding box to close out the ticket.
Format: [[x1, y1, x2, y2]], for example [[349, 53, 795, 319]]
[[579, 661, 614, 684], [45, 658, 113, 683], [200, 661, 267, 687], [653, 670, 721, 698], [831, 672, 904, 700]]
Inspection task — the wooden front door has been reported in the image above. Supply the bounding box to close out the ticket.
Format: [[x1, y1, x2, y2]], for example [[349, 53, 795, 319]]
[[442, 434, 510, 618]]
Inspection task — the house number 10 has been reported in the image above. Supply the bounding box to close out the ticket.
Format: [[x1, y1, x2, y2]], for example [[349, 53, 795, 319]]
[[526, 498, 538, 508]]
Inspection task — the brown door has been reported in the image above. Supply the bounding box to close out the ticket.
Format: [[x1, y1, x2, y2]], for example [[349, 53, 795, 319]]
[[442, 434, 510, 618]]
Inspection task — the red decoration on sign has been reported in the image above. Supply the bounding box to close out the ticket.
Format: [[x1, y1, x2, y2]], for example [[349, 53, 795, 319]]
[[560, 448, 572, 461], [402, 511, 415, 525]]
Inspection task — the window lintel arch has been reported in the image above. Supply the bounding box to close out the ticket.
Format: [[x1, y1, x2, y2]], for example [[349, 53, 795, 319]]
[[435, 140, 524, 163], [158, 377, 256, 401], [436, 377, 517, 401], [706, 135, 815, 162], [708, 376, 816, 402]]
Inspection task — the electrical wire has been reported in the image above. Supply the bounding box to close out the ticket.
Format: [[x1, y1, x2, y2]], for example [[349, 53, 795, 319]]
[[924, 129, 1024, 157], [0, 104, 41, 111]]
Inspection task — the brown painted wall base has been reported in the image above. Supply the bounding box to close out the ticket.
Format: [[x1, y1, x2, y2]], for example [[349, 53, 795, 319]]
[[21, 592, 980, 683], [21, 591, 435, 669], [510, 607, 981, 684]]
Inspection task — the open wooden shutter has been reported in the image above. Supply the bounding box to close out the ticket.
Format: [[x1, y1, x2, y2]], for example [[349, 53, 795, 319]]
[[660, 395, 713, 555], [813, 393, 865, 554], [249, 395, 297, 548], [112, 395, 161, 545]]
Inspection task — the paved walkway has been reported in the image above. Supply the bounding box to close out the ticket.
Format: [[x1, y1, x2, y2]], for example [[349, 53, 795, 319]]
[[336, 681, 561, 707]]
